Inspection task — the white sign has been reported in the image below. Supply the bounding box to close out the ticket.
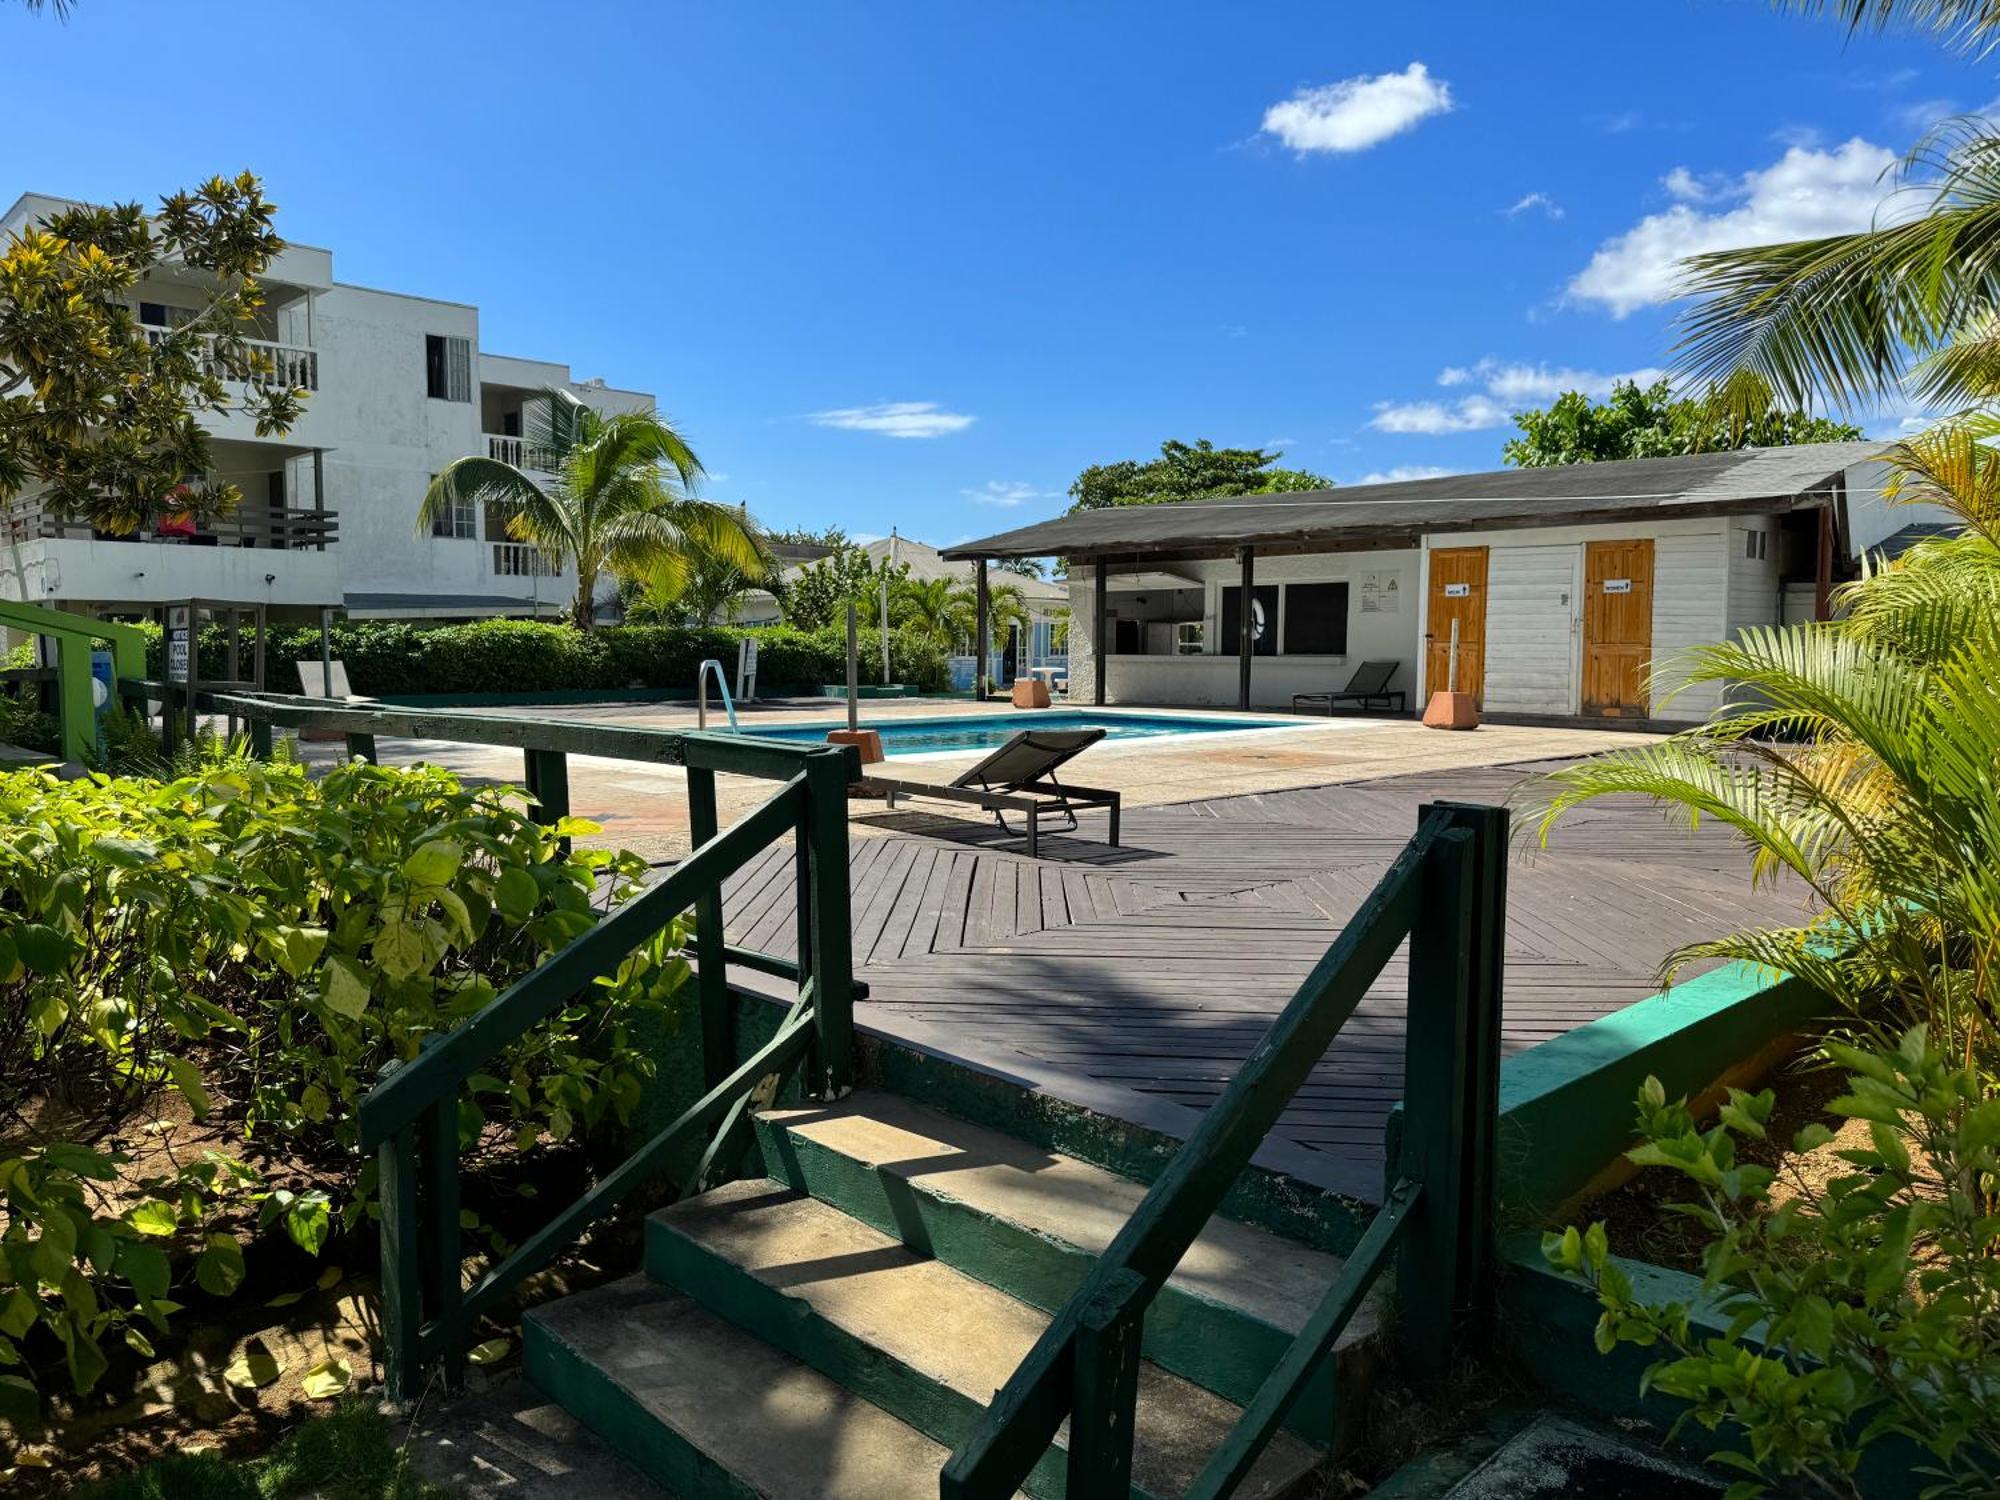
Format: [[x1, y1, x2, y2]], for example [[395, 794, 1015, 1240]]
[[1443, 582, 1470, 598], [1603, 579, 1632, 595], [1359, 570, 1401, 615], [736, 635, 759, 702], [167, 631, 189, 683]]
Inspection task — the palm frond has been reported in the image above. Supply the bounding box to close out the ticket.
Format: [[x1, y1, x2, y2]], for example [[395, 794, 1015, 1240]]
[[416, 456, 554, 538]]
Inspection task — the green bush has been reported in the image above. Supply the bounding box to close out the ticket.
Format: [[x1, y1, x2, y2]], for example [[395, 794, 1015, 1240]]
[[0, 755, 675, 1430], [1547, 1031, 2000, 1498], [143, 619, 952, 697]]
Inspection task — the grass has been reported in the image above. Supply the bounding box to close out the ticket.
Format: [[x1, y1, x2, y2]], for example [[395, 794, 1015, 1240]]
[[74, 1401, 450, 1500]]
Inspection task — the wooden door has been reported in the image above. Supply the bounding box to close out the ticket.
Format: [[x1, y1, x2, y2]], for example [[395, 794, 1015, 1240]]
[[1582, 538, 1654, 717], [1425, 547, 1487, 705]]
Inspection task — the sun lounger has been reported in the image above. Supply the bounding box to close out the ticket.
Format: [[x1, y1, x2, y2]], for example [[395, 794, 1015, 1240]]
[[1291, 659, 1406, 715], [853, 727, 1121, 857]]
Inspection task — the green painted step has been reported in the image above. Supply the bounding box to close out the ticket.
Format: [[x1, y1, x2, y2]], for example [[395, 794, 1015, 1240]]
[[752, 1092, 1371, 1445], [646, 1179, 1322, 1500], [525, 1276, 984, 1499]]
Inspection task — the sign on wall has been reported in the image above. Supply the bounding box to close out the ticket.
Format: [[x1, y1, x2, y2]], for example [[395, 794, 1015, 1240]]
[[166, 606, 190, 682], [1443, 582, 1470, 598], [1359, 570, 1401, 614], [1603, 579, 1633, 594]]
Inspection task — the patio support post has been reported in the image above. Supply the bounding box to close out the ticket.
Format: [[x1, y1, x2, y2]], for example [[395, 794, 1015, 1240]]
[[1814, 500, 1835, 621], [1237, 546, 1255, 712], [1092, 557, 1108, 707], [975, 557, 991, 700]]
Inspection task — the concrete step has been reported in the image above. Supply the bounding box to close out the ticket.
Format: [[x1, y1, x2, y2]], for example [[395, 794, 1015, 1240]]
[[647, 1179, 1323, 1500], [754, 1091, 1373, 1444], [524, 1276, 982, 1499]]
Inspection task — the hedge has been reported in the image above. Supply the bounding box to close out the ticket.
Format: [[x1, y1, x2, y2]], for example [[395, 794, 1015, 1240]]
[[136, 619, 954, 698]]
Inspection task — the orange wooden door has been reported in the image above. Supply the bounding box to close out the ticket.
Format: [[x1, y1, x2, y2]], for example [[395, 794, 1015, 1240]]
[[1425, 547, 1488, 706], [1582, 538, 1654, 716]]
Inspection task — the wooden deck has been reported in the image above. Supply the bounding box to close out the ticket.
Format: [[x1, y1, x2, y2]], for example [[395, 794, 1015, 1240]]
[[719, 758, 1801, 1197]]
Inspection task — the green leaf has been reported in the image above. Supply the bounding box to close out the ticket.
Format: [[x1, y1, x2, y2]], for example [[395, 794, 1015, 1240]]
[[279, 1192, 332, 1256], [222, 1347, 283, 1390], [322, 954, 371, 1020], [13, 923, 73, 974], [196, 1234, 246, 1296], [127, 1200, 180, 1238], [0, 1373, 37, 1423], [162, 1056, 211, 1120], [0, 1288, 38, 1339], [372, 919, 428, 980], [300, 1357, 351, 1399], [466, 1337, 511, 1366], [273, 925, 329, 979], [494, 866, 539, 921], [402, 839, 463, 888]]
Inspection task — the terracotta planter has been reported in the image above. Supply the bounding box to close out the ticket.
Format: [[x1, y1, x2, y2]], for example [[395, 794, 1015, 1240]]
[[1422, 690, 1480, 730], [1011, 677, 1052, 709], [825, 727, 885, 764]]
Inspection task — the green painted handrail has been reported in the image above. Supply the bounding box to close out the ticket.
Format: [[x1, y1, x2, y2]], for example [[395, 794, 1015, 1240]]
[[939, 803, 1508, 1499], [144, 684, 863, 1401], [0, 600, 146, 764]]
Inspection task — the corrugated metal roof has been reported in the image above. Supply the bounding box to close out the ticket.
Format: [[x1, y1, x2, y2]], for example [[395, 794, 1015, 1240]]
[[942, 441, 1883, 560]]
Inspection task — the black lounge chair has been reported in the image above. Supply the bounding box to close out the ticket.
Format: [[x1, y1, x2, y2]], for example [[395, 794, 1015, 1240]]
[[853, 727, 1121, 857], [1292, 659, 1406, 715]]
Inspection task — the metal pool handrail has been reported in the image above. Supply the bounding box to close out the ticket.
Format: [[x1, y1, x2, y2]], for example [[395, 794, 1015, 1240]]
[[697, 657, 739, 732], [939, 802, 1507, 1499]]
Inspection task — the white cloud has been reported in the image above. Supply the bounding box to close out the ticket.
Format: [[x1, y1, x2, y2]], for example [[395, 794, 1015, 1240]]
[[1661, 167, 1711, 203], [1570, 138, 1908, 317], [961, 481, 1053, 507], [1355, 465, 1458, 485], [1261, 62, 1453, 154], [1373, 358, 1668, 435], [810, 401, 975, 439], [1370, 396, 1510, 434], [1506, 192, 1564, 220]]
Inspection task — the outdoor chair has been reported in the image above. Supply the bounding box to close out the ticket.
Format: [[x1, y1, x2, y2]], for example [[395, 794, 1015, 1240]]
[[1291, 659, 1406, 715], [852, 727, 1121, 857]]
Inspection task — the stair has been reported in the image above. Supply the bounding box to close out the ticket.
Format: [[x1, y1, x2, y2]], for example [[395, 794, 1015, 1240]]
[[524, 1089, 1375, 1498]]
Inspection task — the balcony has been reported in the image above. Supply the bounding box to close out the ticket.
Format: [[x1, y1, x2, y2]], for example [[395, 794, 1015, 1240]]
[[7, 501, 337, 552], [486, 434, 559, 474], [142, 328, 320, 393], [492, 541, 558, 578]]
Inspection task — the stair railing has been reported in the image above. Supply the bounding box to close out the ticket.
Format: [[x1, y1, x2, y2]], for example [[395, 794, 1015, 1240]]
[[696, 656, 739, 732], [940, 802, 1506, 1500], [121, 684, 860, 1403]]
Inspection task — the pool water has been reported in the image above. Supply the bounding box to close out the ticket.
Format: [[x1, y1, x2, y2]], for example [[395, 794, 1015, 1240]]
[[747, 710, 1290, 757]]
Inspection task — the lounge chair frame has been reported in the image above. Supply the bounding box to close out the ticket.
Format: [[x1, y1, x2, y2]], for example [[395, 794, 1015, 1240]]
[[852, 729, 1121, 858], [1291, 659, 1407, 716]]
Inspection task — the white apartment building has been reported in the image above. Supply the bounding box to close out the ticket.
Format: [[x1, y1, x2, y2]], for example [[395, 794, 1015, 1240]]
[[1, 193, 653, 624]]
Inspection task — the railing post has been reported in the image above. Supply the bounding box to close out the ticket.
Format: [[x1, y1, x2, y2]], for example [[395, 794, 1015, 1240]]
[[524, 748, 570, 839], [345, 731, 377, 764], [422, 1096, 465, 1392], [686, 765, 732, 1090], [248, 715, 273, 760], [1067, 1267, 1146, 1495], [803, 751, 854, 1095], [1396, 818, 1474, 1387], [1423, 801, 1507, 1340], [378, 1124, 425, 1405]]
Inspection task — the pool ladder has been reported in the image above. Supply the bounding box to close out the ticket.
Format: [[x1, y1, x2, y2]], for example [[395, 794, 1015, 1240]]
[[696, 658, 739, 733]]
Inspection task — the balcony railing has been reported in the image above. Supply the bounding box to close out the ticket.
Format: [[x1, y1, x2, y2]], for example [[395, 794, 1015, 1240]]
[[7, 501, 338, 552], [486, 434, 560, 473], [142, 327, 320, 393], [492, 541, 558, 577]]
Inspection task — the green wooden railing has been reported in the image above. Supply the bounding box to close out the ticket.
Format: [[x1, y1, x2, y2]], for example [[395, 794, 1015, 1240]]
[[120, 685, 861, 1401], [939, 802, 1507, 1499]]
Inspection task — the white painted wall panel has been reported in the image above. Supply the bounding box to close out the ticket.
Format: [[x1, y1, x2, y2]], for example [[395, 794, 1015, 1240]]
[[1483, 544, 1577, 715]]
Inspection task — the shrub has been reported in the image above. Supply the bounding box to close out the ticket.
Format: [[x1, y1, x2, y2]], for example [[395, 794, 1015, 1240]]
[[145, 618, 953, 697], [0, 754, 675, 1428], [1547, 1032, 2000, 1498]]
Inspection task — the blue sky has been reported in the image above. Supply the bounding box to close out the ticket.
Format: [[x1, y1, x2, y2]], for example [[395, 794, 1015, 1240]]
[[2, 1, 1990, 548]]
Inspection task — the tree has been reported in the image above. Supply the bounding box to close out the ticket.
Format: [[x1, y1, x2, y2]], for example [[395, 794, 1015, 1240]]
[[889, 575, 1030, 653], [782, 545, 908, 631], [766, 523, 850, 549], [1067, 439, 1332, 512], [622, 522, 780, 627], [0, 174, 308, 531], [418, 389, 758, 631], [995, 557, 1047, 579], [1502, 376, 1864, 468]]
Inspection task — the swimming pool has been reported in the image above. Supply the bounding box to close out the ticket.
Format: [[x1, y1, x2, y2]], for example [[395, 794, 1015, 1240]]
[[746, 709, 1292, 757]]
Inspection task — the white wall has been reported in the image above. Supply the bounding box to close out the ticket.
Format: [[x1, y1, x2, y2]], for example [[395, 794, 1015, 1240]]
[[1843, 458, 1958, 557], [1067, 548, 1421, 708], [1421, 518, 1733, 723]]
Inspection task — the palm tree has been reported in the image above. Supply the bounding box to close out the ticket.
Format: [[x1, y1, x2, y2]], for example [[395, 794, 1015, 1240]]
[[626, 523, 780, 627], [890, 576, 974, 651], [1528, 420, 2000, 1065], [417, 389, 760, 630]]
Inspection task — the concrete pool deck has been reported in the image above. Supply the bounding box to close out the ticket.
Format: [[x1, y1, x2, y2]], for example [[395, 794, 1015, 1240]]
[[294, 696, 1663, 860]]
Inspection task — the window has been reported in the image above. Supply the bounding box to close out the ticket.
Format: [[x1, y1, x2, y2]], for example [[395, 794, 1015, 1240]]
[[429, 477, 476, 539], [1743, 528, 1770, 561], [1283, 581, 1350, 655], [1218, 585, 1280, 656], [425, 334, 472, 402], [1175, 621, 1206, 655]]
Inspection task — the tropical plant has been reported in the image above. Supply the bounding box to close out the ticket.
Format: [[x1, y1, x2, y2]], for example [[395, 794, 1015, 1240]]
[[0, 175, 306, 531], [888, 575, 1030, 655], [417, 390, 760, 630], [1503, 376, 1863, 468], [1547, 1029, 2000, 1498], [781, 545, 908, 632], [0, 752, 670, 1429], [622, 520, 779, 627], [1067, 439, 1332, 513]]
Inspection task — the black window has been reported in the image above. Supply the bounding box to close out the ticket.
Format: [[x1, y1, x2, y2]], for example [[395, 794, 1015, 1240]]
[[139, 301, 171, 327], [425, 334, 472, 401], [425, 335, 448, 399], [1283, 582, 1350, 655], [1219, 584, 1280, 656]]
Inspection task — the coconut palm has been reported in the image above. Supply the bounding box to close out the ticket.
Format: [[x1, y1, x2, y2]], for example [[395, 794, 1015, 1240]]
[[889, 575, 1031, 655], [624, 514, 780, 627], [417, 389, 760, 630], [1528, 421, 2000, 1065]]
